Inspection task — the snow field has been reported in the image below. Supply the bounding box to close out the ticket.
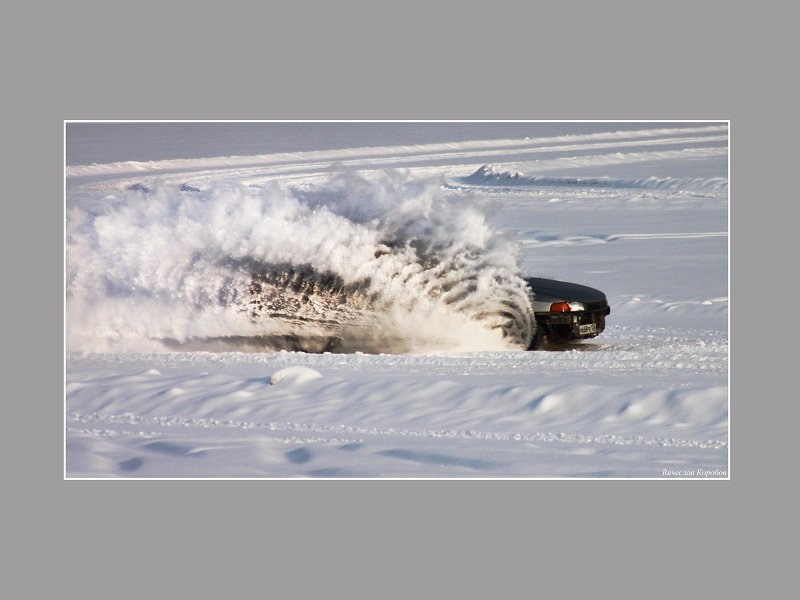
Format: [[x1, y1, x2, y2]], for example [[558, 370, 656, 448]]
[[66, 123, 728, 477]]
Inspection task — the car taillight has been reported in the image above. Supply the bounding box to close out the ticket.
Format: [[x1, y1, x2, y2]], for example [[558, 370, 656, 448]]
[[549, 301, 587, 313]]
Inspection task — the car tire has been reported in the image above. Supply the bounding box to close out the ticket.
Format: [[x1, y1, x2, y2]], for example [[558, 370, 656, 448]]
[[527, 325, 544, 350]]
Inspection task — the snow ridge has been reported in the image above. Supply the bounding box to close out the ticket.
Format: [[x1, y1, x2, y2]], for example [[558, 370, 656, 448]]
[[462, 164, 728, 192]]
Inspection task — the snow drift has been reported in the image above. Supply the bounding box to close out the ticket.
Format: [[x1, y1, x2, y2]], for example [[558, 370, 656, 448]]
[[462, 164, 728, 192], [66, 171, 535, 353]]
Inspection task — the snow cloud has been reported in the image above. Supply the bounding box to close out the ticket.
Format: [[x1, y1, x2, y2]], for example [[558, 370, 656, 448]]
[[66, 171, 534, 353]]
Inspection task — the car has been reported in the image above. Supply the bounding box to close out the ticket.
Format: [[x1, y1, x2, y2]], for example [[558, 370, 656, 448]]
[[246, 268, 609, 352], [525, 277, 611, 349]]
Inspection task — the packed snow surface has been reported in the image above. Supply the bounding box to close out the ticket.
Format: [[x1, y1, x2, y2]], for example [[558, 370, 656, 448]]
[[66, 122, 728, 478]]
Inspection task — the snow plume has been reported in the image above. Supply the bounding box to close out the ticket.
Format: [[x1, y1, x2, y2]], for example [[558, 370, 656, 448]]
[[66, 171, 535, 353]]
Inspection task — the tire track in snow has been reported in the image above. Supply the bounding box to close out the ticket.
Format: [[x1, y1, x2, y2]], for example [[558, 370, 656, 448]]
[[68, 412, 727, 451], [518, 231, 727, 248], [66, 128, 727, 193]]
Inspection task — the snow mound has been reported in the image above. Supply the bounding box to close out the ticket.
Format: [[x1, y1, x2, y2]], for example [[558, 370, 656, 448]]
[[462, 164, 728, 192], [269, 366, 323, 386]]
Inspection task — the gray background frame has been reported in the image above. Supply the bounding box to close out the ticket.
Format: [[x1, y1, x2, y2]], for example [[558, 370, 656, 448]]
[[7, 1, 785, 598]]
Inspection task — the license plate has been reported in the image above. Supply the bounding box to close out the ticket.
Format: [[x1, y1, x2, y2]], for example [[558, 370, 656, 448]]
[[579, 323, 597, 335]]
